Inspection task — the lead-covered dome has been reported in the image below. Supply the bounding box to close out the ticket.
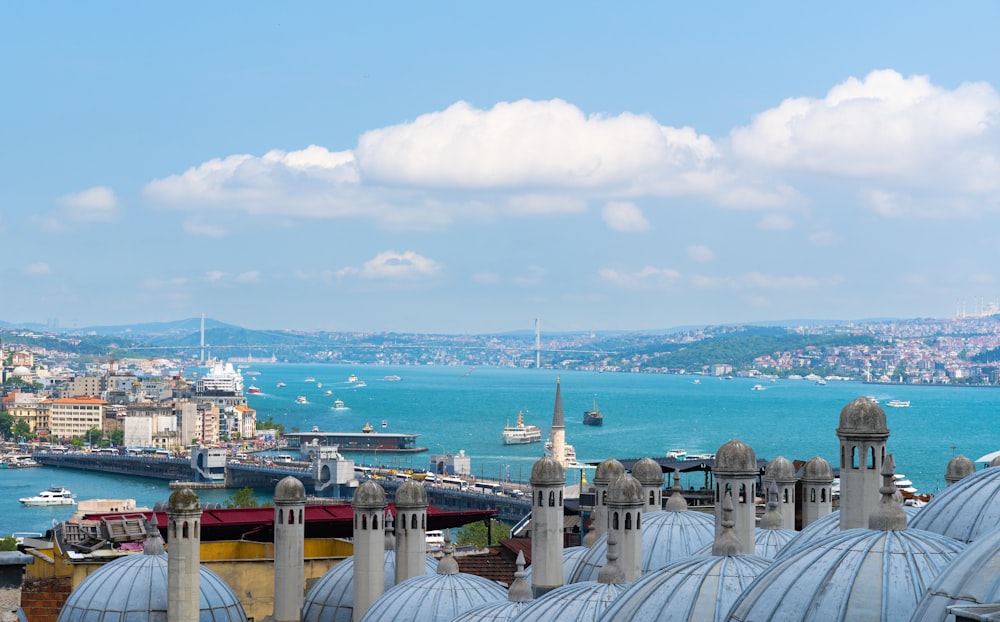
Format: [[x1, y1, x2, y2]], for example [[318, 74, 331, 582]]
[[836, 396, 889, 436], [513, 581, 628, 622], [727, 528, 965, 621], [302, 552, 439, 622], [353, 480, 386, 508], [600, 554, 771, 622], [56, 553, 247, 621], [607, 474, 643, 505], [359, 570, 506, 622], [631, 458, 664, 487], [714, 440, 756, 474], [910, 522, 1000, 621], [302, 551, 437, 622], [908, 465, 1000, 543], [567, 511, 715, 583]]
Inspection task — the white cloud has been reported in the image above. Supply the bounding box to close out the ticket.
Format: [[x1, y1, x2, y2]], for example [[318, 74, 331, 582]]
[[508, 195, 587, 216], [356, 99, 722, 195], [205, 271, 227, 282], [57, 186, 120, 222], [602, 201, 650, 233], [686, 245, 715, 263], [24, 262, 51, 275], [758, 213, 795, 231], [339, 251, 443, 280], [731, 70, 1000, 193], [598, 266, 681, 289], [140, 277, 188, 290], [236, 271, 261, 283]]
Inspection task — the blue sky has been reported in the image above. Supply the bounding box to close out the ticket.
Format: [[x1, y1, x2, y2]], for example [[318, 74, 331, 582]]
[[4, 3, 1000, 333]]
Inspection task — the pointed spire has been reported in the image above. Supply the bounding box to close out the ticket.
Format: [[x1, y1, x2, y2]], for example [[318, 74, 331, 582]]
[[664, 469, 688, 512], [551, 377, 564, 428], [597, 530, 626, 584], [868, 453, 907, 531], [142, 512, 165, 555], [759, 481, 783, 529], [507, 550, 533, 602], [711, 490, 742, 556], [384, 511, 395, 551], [436, 530, 460, 575]]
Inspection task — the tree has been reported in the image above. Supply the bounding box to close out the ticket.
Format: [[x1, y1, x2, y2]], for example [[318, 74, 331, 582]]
[[454, 519, 511, 549], [224, 486, 260, 508], [12, 418, 31, 440], [0, 537, 18, 552], [108, 429, 124, 447], [0, 411, 13, 440], [85, 427, 103, 448]]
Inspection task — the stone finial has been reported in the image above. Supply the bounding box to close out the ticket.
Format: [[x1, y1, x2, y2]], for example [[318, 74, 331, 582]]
[[759, 481, 783, 530], [664, 470, 688, 512], [436, 530, 459, 575], [507, 551, 533, 603], [597, 530, 626, 584], [868, 453, 907, 531], [711, 491, 742, 556], [142, 512, 165, 555]]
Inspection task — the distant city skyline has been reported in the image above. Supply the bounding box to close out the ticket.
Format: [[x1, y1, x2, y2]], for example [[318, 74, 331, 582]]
[[4, 4, 1000, 334]]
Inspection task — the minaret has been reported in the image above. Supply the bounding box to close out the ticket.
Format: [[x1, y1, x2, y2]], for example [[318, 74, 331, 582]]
[[800, 455, 834, 528], [868, 453, 907, 531], [394, 479, 429, 584], [712, 439, 757, 555], [167, 487, 202, 622], [837, 397, 890, 530], [764, 456, 796, 531], [530, 455, 565, 597], [631, 457, 664, 512], [273, 476, 306, 622], [550, 377, 567, 468], [606, 473, 644, 581], [945, 454, 975, 486], [590, 458, 625, 545], [352, 480, 387, 622]]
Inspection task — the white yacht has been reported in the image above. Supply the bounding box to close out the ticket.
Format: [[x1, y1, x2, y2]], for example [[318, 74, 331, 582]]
[[20, 486, 76, 506]]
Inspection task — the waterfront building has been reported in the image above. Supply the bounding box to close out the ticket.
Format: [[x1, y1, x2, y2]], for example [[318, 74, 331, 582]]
[[5, 390, 49, 435], [46, 396, 107, 440]]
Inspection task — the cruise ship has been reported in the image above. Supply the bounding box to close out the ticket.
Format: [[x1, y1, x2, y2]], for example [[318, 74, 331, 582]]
[[195, 360, 244, 395], [502, 411, 542, 445]]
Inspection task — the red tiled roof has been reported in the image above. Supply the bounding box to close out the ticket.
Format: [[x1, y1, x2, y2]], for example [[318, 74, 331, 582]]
[[499, 538, 532, 565], [455, 548, 517, 586]]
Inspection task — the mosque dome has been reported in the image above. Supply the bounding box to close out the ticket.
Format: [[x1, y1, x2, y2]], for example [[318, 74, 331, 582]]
[[910, 523, 1000, 621], [800, 456, 833, 481], [594, 459, 625, 485], [354, 480, 386, 508], [836, 396, 889, 436], [512, 581, 628, 622], [945, 454, 975, 484], [395, 479, 429, 507], [358, 570, 506, 622], [777, 507, 923, 559], [567, 511, 716, 583], [631, 458, 664, 487], [301, 552, 439, 622], [454, 550, 532, 622], [764, 456, 795, 482], [56, 553, 247, 621], [599, 554, 771, 622], [714, 440, 757, 474], [274, 475, 305, 503], [751, 528, 797, 560], [11, 366, 30, 377], [607, 474, 643, 505], [908, 465, 1000, 543], [727, 528, 966, 621], [530, 456, 565, 486], [525, 546, 591, 586]]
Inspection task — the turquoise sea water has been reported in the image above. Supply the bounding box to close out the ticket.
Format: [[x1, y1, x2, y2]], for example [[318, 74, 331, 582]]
[[2, 364, 997, 537]]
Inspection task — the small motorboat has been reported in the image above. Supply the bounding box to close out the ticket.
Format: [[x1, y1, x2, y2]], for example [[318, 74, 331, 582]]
[[20, 486, 76, 506]]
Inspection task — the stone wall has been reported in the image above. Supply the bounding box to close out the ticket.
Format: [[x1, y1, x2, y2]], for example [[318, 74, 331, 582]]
[[20, 577, 71, 622]]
